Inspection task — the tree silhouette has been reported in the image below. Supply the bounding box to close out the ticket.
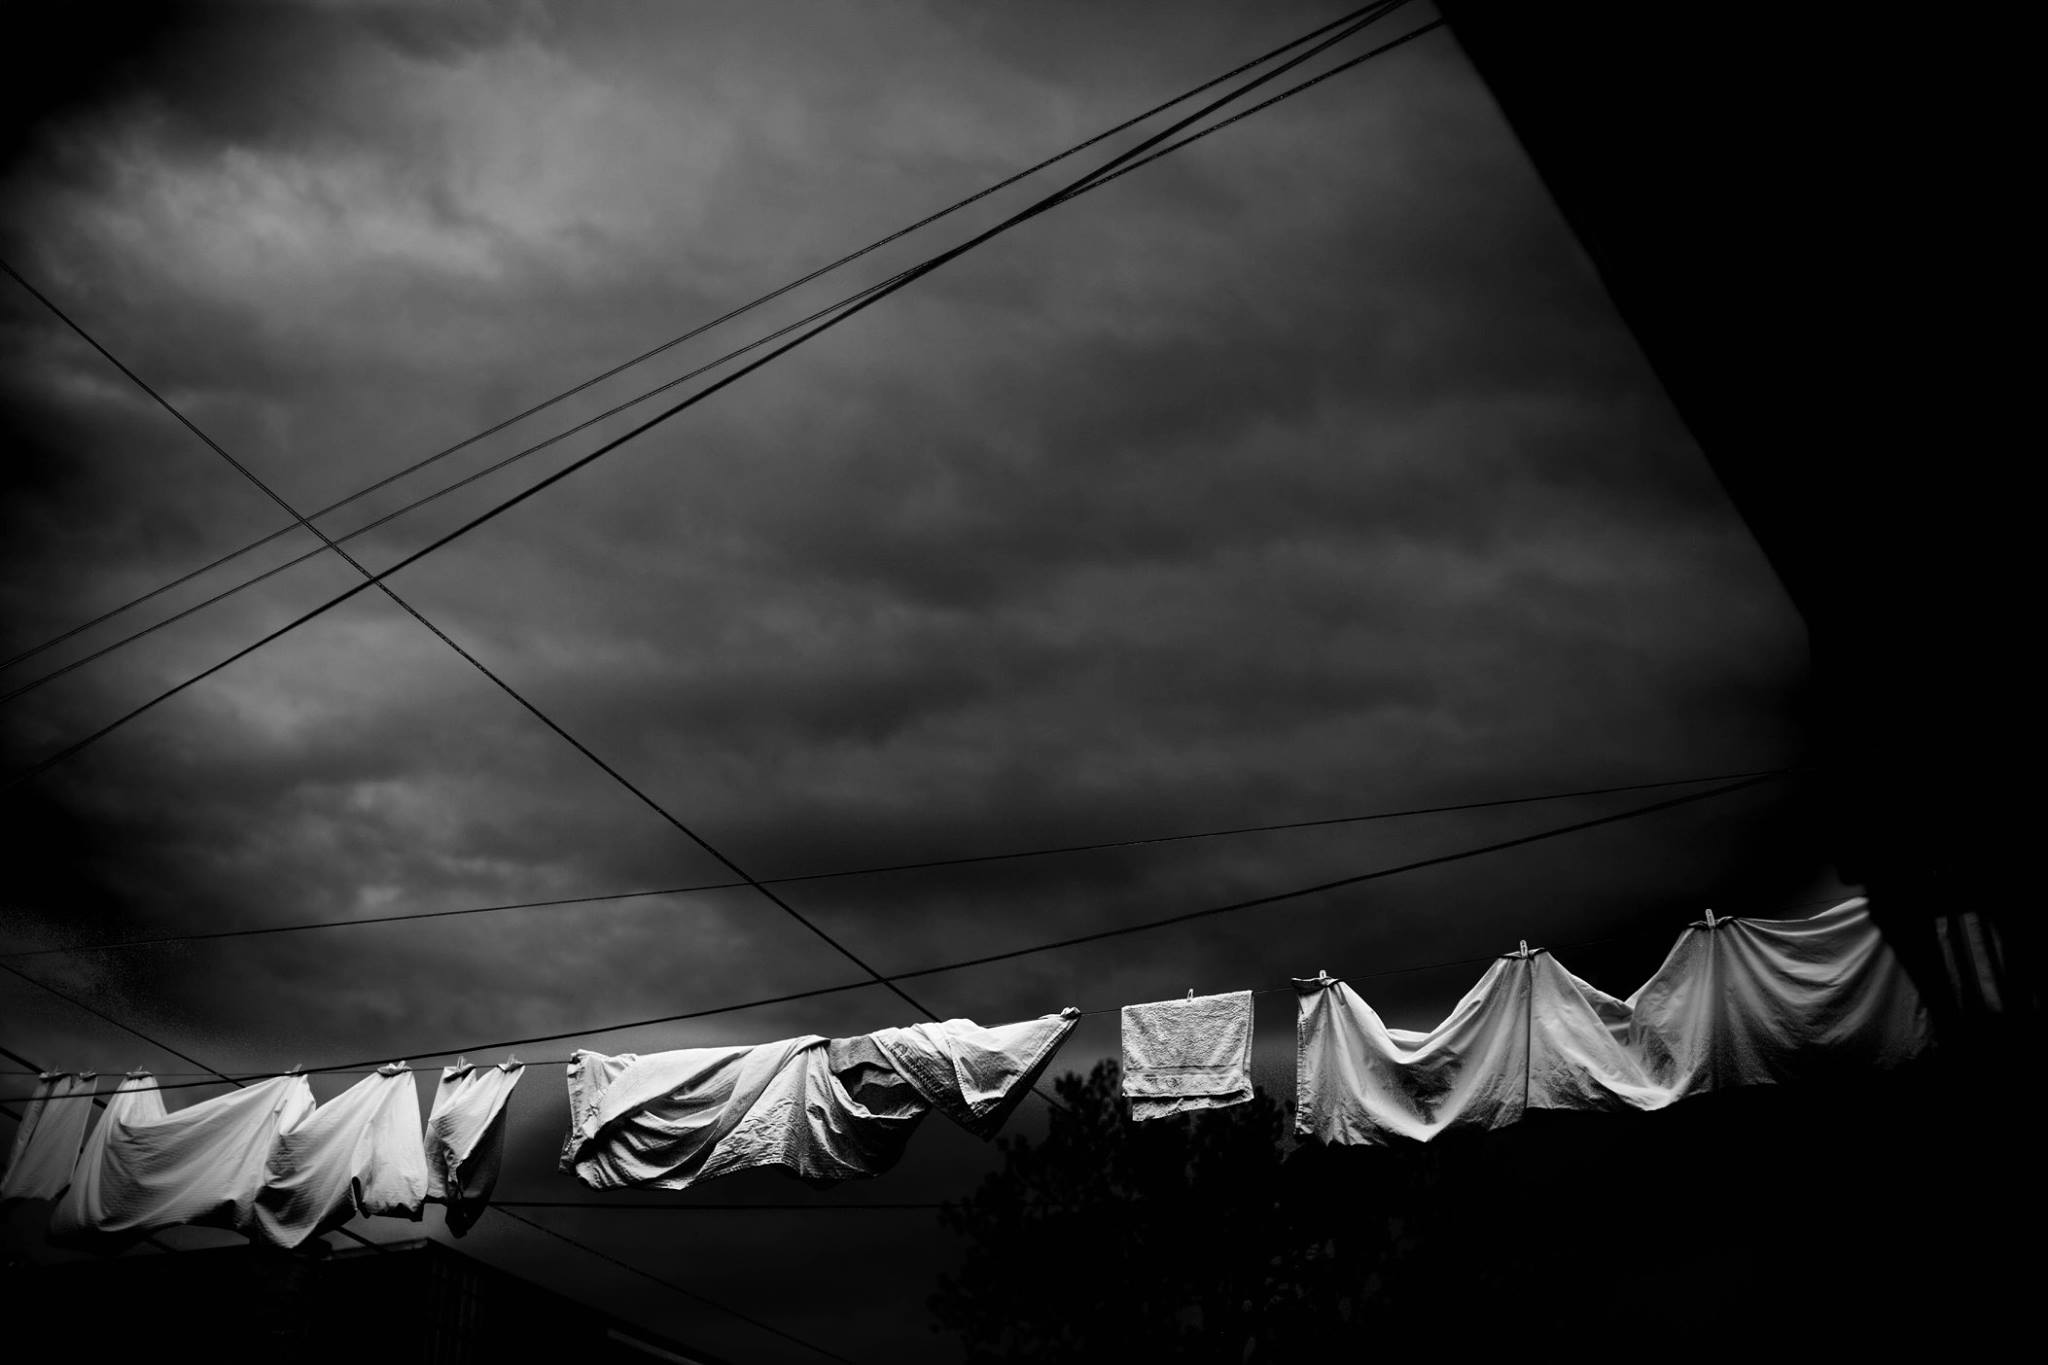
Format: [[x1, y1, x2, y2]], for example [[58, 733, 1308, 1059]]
[[932, 1054, 2022, 1361]]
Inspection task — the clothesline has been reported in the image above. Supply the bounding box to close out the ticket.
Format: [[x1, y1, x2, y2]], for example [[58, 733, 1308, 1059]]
[[1, 893, 1852, 1095], [3, 898, 1941, 1250]]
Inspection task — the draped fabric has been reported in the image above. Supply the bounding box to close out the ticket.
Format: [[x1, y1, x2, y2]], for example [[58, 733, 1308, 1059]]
[[50, 1074, 316, 1242], [425, 1061, 524, 1236], [247, 1066, 428, 1248], [1297, 899, 1930, 1145], [562, 1012, 1078, 1191], [0, 1073, 98, 1202]]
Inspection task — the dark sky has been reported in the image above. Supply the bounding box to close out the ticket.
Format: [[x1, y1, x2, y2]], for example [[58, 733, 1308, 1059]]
[[0, 3, 1837, 1360]]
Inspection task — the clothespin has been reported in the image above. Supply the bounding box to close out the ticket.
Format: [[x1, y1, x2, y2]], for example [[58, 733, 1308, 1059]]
[[1704, 907, 1719, 928], [1187, 988, 1195, 1001], [38, 1070, 57, 1082], [378, 1060, 408, 1076], [287, 1062, 305, 1076], [78, 1070, 96, 1080], [1519, 939, 1529, 956], [503, 1054, 522, 1070], [451, 1056, 470, 1075]]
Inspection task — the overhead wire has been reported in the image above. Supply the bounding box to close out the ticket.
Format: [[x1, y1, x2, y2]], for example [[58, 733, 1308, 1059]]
[[0, 1, 1400, 680], [1, 1, 1424, 790], [0, 771, 1798, 1095], [0, 10, 1443, 713], [0, 4, 1433, 1134], [491, 1206, 860, 1364], [0, 766, 1800, 958]]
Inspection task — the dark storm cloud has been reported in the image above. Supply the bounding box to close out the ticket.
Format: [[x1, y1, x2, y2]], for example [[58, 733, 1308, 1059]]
[[1, 5, 1829, 1361]]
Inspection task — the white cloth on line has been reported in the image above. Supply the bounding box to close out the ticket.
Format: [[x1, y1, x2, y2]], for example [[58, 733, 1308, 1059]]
[[561, 1011, 1078, 1192], [1120, 991, 1255, 1121], [50, 1073, 315, 1242], [247, 1065, 428, 1248], [1295, 898, 1930, 1146], [425, 1060, 524, 1235], [1620, 897, 1933, 1094], [0, 1072, 99, 1202]]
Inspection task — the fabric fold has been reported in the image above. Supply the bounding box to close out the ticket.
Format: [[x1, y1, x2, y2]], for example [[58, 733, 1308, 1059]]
[[247, 1065, 428, 1248], [562, 1011, 1077, 1192], [1120, 991, 1254, 1121], [1, 1072, 99, 1202], [50, 1072, 315, 1242], [425, 1060, 525, 1236], [1295, 898, 1931, 1146]]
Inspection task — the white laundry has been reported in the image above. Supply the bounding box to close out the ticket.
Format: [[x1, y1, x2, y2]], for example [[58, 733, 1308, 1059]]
[[0, 1072, 98, 1202], [869, 1012, 1080, 1138], [247, 1065, 428, 1248], [1295, 899, 1931, 1146], [424, 1060, 524, 1235], [1120, 991, 1255, 1121], [1623, 898, 1933, 1095], [50, 1073, 315, 1241], [562, 1011, 1077, 1192]]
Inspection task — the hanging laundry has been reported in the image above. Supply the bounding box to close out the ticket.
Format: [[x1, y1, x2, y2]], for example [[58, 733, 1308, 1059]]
[[562, 1011, 1077, 1192], [1623, 897, 1932, 1095], [1295, 899, 1931, 1146], [50, 1072, 315, 1242], [1120, 991, 1254, 1121], [246, 1065, 428, 1248], [0, 1072, 98, 1202], [425, 1060, 524, 1236], [1294, 958, 1532, 1145]]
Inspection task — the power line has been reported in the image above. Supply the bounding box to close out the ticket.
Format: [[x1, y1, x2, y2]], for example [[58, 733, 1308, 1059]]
[[1, 6, 1425, 1128], [0, 767, 1800, 958], [0, 771, 1788, 1097], [1, 880, 1858, 1107], [2, 3, 1421, 789], [0, 11, 1441, 714], [0, 1, 1403, 680], [496, 1200, 943, 1212], [492, 1206, 860, 1365]]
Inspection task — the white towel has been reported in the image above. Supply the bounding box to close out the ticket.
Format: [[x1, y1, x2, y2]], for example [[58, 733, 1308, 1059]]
[[1121, 991, 1254, 1121]]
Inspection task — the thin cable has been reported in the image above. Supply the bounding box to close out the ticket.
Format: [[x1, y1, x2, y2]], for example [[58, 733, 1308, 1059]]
[[3, 3, 1414, 790], [0, 1, 1399, 677], [0, 766, 1799, 958], [0, 10, 1430, 710], [1, 883, 1856, 1102], [492, 1206, 860, 1364], [289, 773, 1793, 1072], [495, 1200, 943, 1211], [1, 277, 961, 1037]]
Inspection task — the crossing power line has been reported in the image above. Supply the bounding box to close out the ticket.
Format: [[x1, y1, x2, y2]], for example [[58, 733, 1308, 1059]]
[[0, 767, 1797, 958], [0, 0, 1411, 685]]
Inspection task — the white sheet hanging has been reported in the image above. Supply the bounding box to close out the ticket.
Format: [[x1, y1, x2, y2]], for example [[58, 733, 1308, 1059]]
[[562, 1011, 1077, 1191], [50, 1073, 315, 1241], [0, 1072, 98, 1202], [425, 1060, 524, 1235], [247, 1065, 428, 1248], [1296, 898, 1930, 1145]]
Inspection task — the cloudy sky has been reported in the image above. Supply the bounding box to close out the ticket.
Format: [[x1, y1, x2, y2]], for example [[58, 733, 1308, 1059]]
[[0, 2, 1836, 1359]]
